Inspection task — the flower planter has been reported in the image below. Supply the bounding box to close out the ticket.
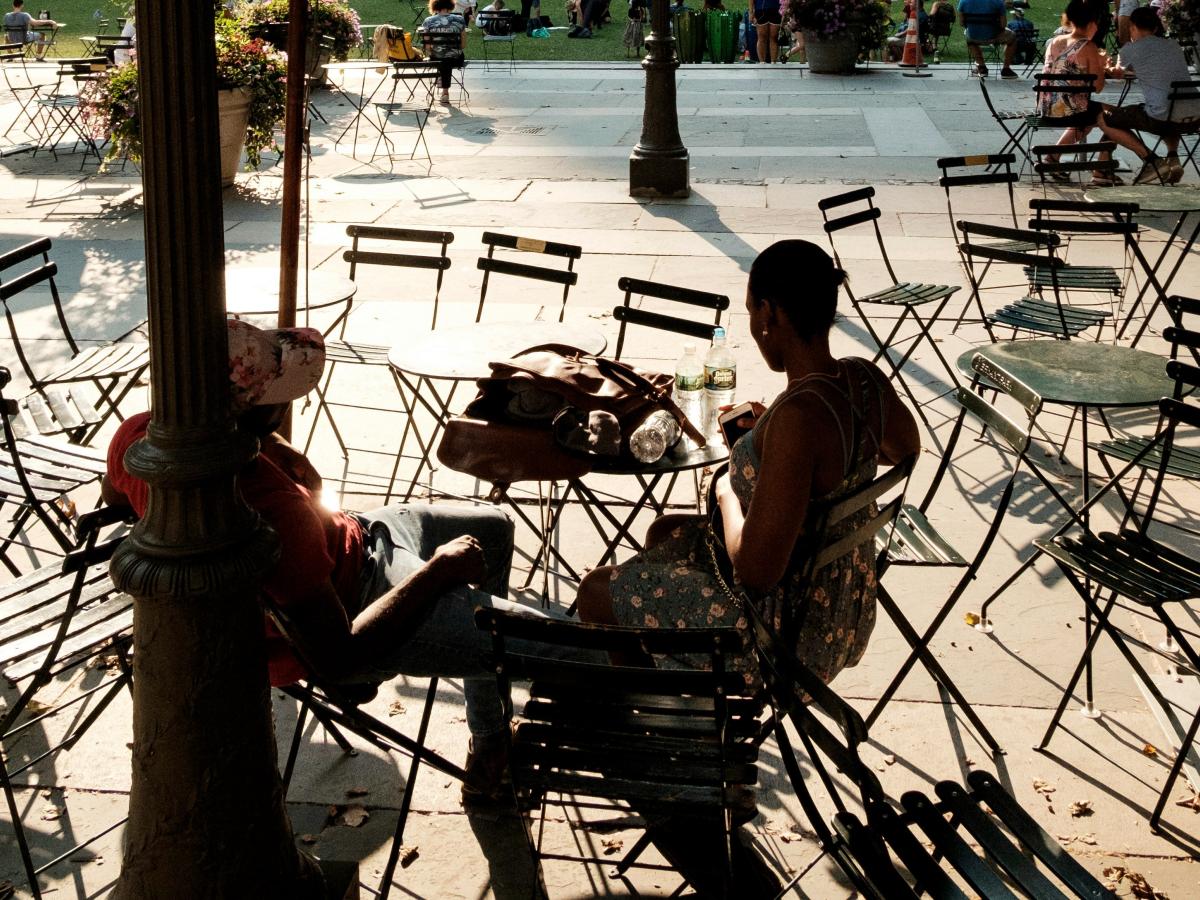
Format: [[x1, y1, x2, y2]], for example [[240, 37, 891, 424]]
[[803, 29, 858, 74], [217, 88, 252, 188]]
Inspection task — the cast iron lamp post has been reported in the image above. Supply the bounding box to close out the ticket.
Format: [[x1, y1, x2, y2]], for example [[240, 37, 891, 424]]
[[629, 0, 690, 198]]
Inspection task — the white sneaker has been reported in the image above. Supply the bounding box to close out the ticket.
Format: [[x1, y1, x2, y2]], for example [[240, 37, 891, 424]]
[[439, 89, 451, 104]]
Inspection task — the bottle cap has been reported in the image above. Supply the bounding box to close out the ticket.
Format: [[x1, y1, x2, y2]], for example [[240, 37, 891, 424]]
[[713, 327, 725, 340]]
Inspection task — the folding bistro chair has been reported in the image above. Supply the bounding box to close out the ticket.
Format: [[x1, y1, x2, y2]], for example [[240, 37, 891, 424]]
[[962, 13, 1006, 75], [0, 238, 149, 444], [0, 504, 134, 900], [417, 30, 468, 104], [301, 225, 453, 503], [0, 367, 107, 575], [1, 42, 42, 142], [1026, 196, 1133, 331], [30, 58, 108, 165], [978, 79, 1037, 173], [1032, 140, 1119, 189], [754, 613, 1116, 899], [865, 355, 1083, 753], [1035, 363, 1200, 833], [267, 598, 468, 900], [936, 153, 1034, 331], [370, 62, 437, 164], [956, 220, 1109, 340], [1142, 80, 1200, 183], [1091, 296, 1200, 530], [1027, 72, 1099, 160], [476, 9, 517, 74], [475, 231, 582, 324], [818, 186, 962, 426], [474, 608, 765, 897]]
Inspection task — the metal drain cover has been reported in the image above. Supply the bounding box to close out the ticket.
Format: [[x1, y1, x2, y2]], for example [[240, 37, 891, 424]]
[[475, 126, 546, 135]]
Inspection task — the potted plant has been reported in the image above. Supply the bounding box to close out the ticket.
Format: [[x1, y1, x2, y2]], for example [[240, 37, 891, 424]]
[[784, 0, 890, 73], [1159, 0, 1200, 46], [236, 0, 363, 79], [84, 18, 287, 186]]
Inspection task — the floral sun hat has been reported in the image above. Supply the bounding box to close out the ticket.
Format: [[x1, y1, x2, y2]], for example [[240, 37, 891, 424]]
[[227, 319, 326, 411]]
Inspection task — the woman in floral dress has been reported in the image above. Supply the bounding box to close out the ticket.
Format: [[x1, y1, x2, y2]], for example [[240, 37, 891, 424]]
[[577, 240, 920, 686]]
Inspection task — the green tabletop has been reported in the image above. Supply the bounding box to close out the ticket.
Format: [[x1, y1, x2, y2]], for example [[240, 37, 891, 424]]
[[1087, 185, 1200, 213], [956, 342, 1174, 408]]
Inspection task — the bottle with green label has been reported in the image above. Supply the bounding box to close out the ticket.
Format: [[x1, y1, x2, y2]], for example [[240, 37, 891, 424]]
[[675, 343, 704, 451], [703, 327, 736, 436]]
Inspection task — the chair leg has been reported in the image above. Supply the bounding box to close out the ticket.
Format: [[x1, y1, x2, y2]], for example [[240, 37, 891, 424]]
[[282, 697, 312, 792], [377, 678, 439, 900]]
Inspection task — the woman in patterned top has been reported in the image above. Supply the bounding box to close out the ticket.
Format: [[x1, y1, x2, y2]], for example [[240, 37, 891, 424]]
[[577, 240, 920, 687], [421, 0, 468, 104]]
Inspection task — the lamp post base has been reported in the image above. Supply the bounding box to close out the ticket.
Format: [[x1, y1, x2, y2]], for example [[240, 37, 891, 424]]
[[629, 148, 690, 198]]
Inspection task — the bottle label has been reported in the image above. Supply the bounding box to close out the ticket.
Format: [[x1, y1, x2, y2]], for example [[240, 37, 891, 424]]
[[676, 372, 704, 392], [705, 365, 735, 391]]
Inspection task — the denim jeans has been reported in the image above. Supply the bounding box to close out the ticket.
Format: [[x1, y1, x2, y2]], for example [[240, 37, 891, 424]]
[[347, 503, 600, 739]]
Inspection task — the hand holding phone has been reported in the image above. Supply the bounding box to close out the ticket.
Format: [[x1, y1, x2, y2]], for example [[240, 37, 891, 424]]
[[717, 401, 762, 448]]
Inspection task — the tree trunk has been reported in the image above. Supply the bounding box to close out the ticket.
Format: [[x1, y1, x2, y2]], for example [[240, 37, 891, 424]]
[[111, 2, 321, 896]]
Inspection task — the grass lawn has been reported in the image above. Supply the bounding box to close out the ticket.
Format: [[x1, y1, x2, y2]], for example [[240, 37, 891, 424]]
[[38, 0, 1064, 64]]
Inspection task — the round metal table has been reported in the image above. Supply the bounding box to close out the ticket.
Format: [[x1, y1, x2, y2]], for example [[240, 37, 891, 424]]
[[387, 321, 608, 502], [1086, 185, 1200, 345], [956, 341, 1174, 409], [224, 267, 357, 318], [388, 321, 607, 381]]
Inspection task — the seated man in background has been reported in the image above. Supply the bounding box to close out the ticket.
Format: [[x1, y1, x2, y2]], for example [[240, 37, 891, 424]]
[[3, 0, 55, 58], [103, 320, 598, 805], [1099, 5, 1200, 184], [958, 0, 1019, 77]]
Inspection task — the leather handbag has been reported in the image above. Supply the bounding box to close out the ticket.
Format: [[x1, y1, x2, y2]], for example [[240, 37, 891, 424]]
[[437, 344, 707, 485]]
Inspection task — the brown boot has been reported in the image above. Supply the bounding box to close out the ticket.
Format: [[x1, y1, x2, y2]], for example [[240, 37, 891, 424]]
[[460, 728, 511, 806]]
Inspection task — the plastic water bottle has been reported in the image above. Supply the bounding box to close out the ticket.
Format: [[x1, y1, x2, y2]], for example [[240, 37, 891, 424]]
[[629, 410, 681, 464], [674, 343, 705, 451], [704, 327, 736, 436]]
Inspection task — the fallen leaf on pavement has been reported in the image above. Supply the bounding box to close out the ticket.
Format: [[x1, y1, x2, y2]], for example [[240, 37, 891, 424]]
[[883, 754, 896, 766], [336, 806, 367, 830], [40, 806, 62, 821], [1142, 743, 1159, 758], [400, 846, 419, 868], [1174, 791, 1200, 812], [1103, 865, 1169, 899], [601, 838, 623, 856], [1069, 801, 1093, 818], [964, 612, 981, 626], [388, 700, 406, 717], [345, 787, 369, 798]]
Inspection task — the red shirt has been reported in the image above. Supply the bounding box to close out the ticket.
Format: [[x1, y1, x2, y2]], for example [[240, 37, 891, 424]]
[[106, 412, 366, 686]]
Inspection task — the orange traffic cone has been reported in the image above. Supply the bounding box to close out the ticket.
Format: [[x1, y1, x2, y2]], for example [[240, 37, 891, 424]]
[[899, 4, 932, 77]]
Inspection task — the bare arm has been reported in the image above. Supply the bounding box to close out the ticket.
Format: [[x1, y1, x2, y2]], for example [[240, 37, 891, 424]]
[[282, 535, 485, 679], [877, 378, 921, 466]]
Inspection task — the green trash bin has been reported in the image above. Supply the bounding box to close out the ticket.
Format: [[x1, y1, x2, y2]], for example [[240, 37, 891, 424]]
[[672, 9, 705, 64], [704, 10, 738, 63]]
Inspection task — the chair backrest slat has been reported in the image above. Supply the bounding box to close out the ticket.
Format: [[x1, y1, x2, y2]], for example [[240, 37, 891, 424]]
[[611, 277, 729, 360], [475, 232, 583, 324], [481, 230, 582, 260], [0, 262, 56, 303], [612, 306, 719, 344], [476, 256, 577, 286], [346, 224, 453, 244], [342, 249, 450, 271], [342, 224, 454, 330], [615, 277, 729, 311]]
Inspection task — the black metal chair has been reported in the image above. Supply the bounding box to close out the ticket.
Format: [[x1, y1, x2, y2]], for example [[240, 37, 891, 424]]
[[1141, 79, 1200, 183], [473, 608, 765, 897], [0, 237, 148, 444], [755, 617, 1117, 899], [369, 62, 438, 164], [867, 355, 1084, 754], [300, 225, 454, 503], [477, 9, 517, 74], [1034, 359, 1200, 834], [962, 13, 1006, 74], [818, 187, 961, 426], [416, 29, 468, 103], [936, 153, 1034, 331], [1032, 140, 1119, 188], [1028, 72, 1100, 162], [611, 276, 729, 361], [475, 231, 582, 324], [266, 598, 468, 900], [978, 78, 1038, 172], [1091, 296, 1200, 530], [1025, 197, 1134, 334], [0, 504, 134, 900], [956, 220, 1109, 340], [0, 367, 107, 575]]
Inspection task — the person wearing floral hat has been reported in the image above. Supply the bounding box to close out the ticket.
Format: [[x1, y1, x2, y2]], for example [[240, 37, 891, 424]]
[[103, 318, 595, 804]]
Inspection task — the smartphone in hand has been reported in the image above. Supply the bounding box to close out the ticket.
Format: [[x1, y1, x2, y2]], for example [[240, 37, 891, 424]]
[[717, 401, 757, 449]]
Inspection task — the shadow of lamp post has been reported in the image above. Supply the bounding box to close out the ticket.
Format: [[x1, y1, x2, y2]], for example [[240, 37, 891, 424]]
[[629, 0, 690, 198]]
